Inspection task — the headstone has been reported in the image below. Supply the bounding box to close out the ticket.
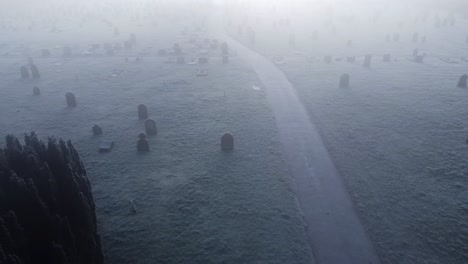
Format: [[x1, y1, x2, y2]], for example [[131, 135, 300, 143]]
[[457, 74, 467, 88], [363, 54, 372, 67], [339, 74, 350, 88], [99, 141, 114, 152], [66, 92, 77, 107], [137, 133, 149, 152], [41, 49, 51, 57], [221, 133, 234, 151], [138, 104, 148, 119], [145, 119, 157, 135], [30, 65, 40, 79], [383, 54, 391, 62], [92, 125, 103, 136], [414, 55, 424, 63], [222, 55, 229, 64], [33, 87, 40, 95], [324, 55, 332, 63], [20, 66, 30, 79]]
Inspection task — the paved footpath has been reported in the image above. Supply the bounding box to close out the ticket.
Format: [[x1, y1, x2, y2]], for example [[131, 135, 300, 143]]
[[211, 13, 381, 264]]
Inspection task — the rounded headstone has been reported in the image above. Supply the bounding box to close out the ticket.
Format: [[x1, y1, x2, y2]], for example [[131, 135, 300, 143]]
[[33, 87, 40, 95], [340, 74, 350, 88], [457, 74, 467, 88], [66, 92, 77, 107], [145, 119, 157, 135], [20, 66, 30, 79], [138, 104, 148, 119], [30, 65, 40, 79], [221, 133, 234, 151]]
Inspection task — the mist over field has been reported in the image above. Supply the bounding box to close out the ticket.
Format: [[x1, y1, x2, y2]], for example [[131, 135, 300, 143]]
[[1, 0, 467, 264]]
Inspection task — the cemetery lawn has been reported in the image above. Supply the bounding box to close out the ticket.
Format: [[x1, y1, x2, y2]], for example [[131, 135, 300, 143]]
[[0, 53, 314, 263]]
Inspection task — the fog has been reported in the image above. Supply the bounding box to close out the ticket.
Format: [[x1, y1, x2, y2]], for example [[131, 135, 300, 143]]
[[1, 0, 467, 264]]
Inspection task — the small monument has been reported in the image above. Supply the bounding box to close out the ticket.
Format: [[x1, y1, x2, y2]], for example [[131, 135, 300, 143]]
[[33, 87, 40, 95], [340, 74, 350, 88], [20, 66, 30, 79], [30, 65, 40, 79], [145, 119, 157, 135], [66, 92, 77, 107], [457, 74, 467, 88], [137, 133, 150, 152], [92, 125, 103, 136], [138, 104, 148, 119], [363, 54, 372, 68], [221, 133, 234, 151]]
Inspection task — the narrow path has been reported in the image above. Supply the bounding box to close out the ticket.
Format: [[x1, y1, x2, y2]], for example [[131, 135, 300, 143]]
[[211, 14, 381, 264]]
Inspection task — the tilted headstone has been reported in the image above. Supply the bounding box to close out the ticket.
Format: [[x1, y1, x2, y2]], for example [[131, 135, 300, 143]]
[[221, 133, 234, 151], [30, 65, 40, 79], [339, 74, 350, 88], [20, 66, 30, 79], [363, 54, 372, 67], [66, 92, 77, 107], [92, 124, 103, 136], [33, 87, 40, 95], [145, 119, 157, 135], [137, 133, 150, 152], [138, 104, 148, 119], [457, 74, 467, 88]]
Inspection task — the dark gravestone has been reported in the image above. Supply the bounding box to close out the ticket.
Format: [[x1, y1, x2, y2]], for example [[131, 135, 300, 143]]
[[66, 92, 77, 107], [340, 74, 350, 88], [145, 119, 157, 135], [20, 66, 30, 79], [33, 86, 40, 95], [457, 74, 467, 88], [363, 54, 372, 68], [221, 133, 234, 151], [137, 133, 150, 152], [30, 65, 40, 79], [383, 54, 391, 62], [92, 124, 103, 136], [63, 46, 72, 57], [324, 55, 332, 63], [138, 104, 148, 119]]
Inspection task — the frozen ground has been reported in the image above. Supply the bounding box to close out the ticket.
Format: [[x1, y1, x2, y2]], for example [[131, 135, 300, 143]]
[[225, 1, 468, 263], [0, 4, 314, 264]]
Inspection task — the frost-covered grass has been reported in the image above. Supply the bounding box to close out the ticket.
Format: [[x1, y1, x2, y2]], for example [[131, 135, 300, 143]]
[[0, 24, 313, 264], [226, 2, 468, 263]]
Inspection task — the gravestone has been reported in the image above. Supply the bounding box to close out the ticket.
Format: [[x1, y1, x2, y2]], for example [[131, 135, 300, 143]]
[[41, 49, 51, 57], [145, 119, 157, 135], [138, 104, 148, 119], [30, 65, 40, 79], [363, 54, 372, 67], [340, 74, 350, 88], [137, 133, 150, 152], [383, 54, 391, 62], [222, 55, 229, 64], [414, 55, 424, 63], [33, 86, 40, 95], [66, 92, 77, 107], [457, 74, 467, 88], [324, 55, 332, 63], [20, 66, 30, 79], [92, 124, 103, 136], [221, 133, 234, 151]]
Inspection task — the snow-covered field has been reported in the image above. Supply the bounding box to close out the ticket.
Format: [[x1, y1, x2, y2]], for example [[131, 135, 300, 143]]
[[226, 1, 468, 263], [0, 3, 314, 263]]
